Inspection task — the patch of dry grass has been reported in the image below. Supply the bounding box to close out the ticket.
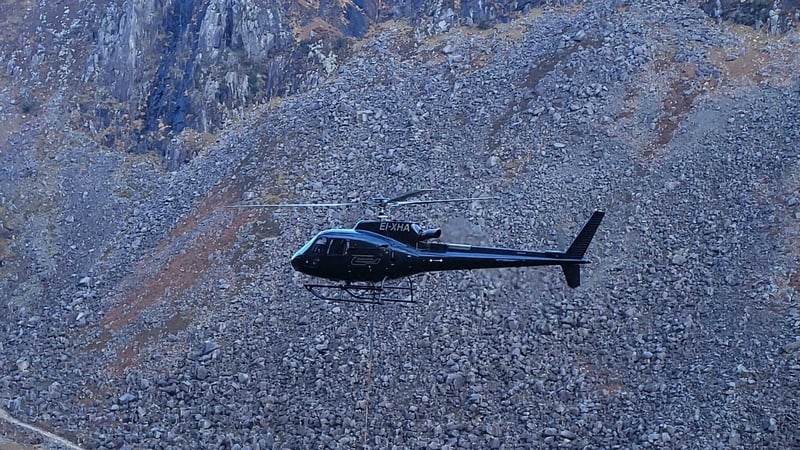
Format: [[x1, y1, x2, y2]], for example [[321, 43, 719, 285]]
[[293, 17, 344, 42], [708, 24, 799, 87], [0, 441, 42, 450]]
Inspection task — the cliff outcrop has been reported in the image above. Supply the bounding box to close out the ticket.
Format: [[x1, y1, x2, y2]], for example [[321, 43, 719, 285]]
[[2, 0, 797, 168]]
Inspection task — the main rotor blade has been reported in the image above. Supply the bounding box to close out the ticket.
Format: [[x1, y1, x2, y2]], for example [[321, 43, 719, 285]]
[[386, 188, 437, 204], [228, 201, 359, 208], [390, 196, 499, 207]]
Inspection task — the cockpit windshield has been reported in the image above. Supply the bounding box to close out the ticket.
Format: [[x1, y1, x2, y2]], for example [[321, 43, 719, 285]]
[[312, 236, 328, 254]]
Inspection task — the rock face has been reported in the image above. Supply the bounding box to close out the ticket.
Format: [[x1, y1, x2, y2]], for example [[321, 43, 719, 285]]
[[84, 0, 296, 164], [82, 0, 567, 166], [3, 0, 795, 168], [701, 0, 800, 33]]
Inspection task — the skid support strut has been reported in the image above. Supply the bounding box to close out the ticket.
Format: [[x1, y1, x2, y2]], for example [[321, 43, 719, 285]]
[[303, 277, 415, 304]]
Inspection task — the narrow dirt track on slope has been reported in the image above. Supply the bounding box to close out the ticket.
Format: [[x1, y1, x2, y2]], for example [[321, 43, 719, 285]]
[[0, 408, 85, 450]]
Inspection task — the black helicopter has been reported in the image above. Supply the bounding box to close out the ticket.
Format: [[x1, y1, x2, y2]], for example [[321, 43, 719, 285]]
[[233, 189, 604, 303]]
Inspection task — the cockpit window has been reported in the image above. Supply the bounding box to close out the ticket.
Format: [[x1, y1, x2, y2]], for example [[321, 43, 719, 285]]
[[312, 237, 328, 254], [328, 238, 349, 256]]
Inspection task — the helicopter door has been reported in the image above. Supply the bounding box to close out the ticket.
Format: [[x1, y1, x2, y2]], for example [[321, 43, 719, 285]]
[[326, 238, 350, 279], [377, 244, 397, 278], [380, 244, 394, 265], [345, 241, 387, 280], [328, 238, 348, 256]]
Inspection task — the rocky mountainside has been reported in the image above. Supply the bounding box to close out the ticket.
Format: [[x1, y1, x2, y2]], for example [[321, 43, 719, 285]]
[[1, 0, 800, 449], [1, 0, 798, 167], [1, 0, 602, 169]]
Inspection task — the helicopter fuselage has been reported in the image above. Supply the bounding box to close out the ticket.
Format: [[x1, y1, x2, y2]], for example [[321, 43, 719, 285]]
[[290, 212, 604, 288], [232, 189, 602, 300]]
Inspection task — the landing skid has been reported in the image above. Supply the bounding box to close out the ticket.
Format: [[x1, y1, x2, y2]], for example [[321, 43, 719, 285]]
[[303, 278, 415, 304]]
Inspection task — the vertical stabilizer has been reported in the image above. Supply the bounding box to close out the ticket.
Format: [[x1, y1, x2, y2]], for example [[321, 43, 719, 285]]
[[565, 211, 605, 259], [561, 264, 581, 288], [561, 211, 604, 288]]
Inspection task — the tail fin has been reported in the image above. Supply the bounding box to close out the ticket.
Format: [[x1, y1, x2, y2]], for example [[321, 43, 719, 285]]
[[561, 211, 605, 288], [565, 211, 605, 259], [562, 263, 581, 288]]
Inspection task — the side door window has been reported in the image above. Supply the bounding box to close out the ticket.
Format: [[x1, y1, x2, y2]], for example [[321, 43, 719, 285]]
[[327, 238, 349, 256]]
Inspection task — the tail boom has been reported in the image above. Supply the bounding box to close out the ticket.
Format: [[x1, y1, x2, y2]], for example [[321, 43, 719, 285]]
[[400, 211, 604, 288]]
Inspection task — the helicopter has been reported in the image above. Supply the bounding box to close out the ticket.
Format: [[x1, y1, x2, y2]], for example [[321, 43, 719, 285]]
[[231, 189, 604, 304]]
